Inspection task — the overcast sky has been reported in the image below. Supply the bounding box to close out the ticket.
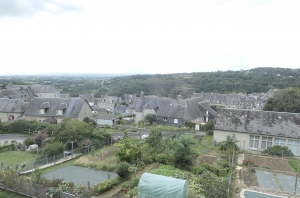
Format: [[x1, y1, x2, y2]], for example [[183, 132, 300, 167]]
[[0, 0, 300, 75]]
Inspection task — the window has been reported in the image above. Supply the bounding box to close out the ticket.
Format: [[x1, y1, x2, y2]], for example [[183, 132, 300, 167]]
[[174, 119, 178, 124], [163, 117, 168, 121], [274, 138, 286, 146], [57, 110, 63, 115], [261, 137, 272, 150], [249, 135, 259, 149], [39, 108, 45, 114], [288, 140, 299, 155]]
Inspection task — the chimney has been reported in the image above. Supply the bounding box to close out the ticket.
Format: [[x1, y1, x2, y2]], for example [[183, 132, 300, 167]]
[[140, 92, 144, 98]]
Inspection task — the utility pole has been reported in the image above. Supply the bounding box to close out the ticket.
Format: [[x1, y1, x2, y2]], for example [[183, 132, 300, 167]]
[[294, 163, 300, 194]]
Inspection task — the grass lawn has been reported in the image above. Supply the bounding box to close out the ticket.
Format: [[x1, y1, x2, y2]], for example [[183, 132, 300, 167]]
[[0, 189, 27, 198], [288, 159, 300, 172], [0, 151, 36, 167]]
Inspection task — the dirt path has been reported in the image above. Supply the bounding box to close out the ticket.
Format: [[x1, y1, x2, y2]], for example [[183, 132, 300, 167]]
[[95, 163, 158, 198]]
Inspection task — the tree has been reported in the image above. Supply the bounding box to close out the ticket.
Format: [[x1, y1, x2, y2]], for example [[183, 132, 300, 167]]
[[54, 118, 94, 144], [144, 114, 157, 125], [218, 134, 239, 152], [263, 87, 300, 113], [41, 142, 65, 157], [171, 135, 198, 169]]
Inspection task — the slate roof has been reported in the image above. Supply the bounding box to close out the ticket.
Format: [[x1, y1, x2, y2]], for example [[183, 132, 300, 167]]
[[193, 92, 246, 106], [131, 96, 215, 121], [0, 88, 36, 99], [30, 84, 59, 93], [98, 96, 120, 103], [23, 97, 90, 118], [0, 98, 25, 113], [214, 109, 300, 139], [79, 94, 94, 103], [96, 114, 120, 120], [114, 105, 128, 114]]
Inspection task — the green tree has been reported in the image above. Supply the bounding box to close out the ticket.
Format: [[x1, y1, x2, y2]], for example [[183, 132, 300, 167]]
[[263, 87, 300, 113], [144, 114, 157, 125], [171, 135, 198, 169], [41, 142, 65, 157], [54, 118, 94, 144]]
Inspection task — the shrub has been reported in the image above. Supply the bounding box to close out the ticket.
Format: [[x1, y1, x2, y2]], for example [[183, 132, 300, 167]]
[[41, 142, 65, 157], [242, 158, 254, 166], [156, 153, 169, 165], [262, 145, 294, 157], [93, 177, 121, 194], [116, 161, 130, 178]]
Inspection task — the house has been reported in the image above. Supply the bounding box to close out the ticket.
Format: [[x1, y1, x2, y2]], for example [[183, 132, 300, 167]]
[[130, 96, 216, 127], [23, 97, 93, 124], [0, 87, 36, 108], [94, 114, 120, 126], [0, 98, 25, 121], [30, 84, 60, 98], [79, 94, 94, 106], [213, 109, 300, 155], [94, 96, 121, 112], [5, 83, 60, 98]]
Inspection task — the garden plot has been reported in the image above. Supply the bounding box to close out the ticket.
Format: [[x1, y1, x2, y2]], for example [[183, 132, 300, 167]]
[[256, 170, 281, 191], [276, 173, 300, 194], [42, 165, 118, 187]]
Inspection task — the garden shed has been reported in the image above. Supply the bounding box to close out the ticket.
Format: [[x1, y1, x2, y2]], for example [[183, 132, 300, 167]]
[[137, 173, 188, 198]]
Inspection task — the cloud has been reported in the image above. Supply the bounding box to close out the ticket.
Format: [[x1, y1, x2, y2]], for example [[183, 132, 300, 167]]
[[0, 0, 82, 18]]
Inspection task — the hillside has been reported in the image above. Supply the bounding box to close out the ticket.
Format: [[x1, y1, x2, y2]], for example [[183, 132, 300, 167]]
[[105, 67, 300, 98]]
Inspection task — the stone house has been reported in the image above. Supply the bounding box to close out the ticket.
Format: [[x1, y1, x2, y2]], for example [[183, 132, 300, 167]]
[[0, 98, 25, 121], [213, 108, 300, 156], [23, 97, 93, 124]]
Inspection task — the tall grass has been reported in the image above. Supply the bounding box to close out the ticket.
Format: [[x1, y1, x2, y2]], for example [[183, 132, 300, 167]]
[[74, 146, 120, 171], [288, 159, 300, 172]]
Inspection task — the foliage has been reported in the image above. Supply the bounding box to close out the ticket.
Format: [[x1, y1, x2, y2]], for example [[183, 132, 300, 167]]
[[145, 128, 162, 152], [149, 164, 188, 179], [261, 145, 294, 157], [171, 136, 198, 169], [83, 117, 97, 126], [242, 158, 254, 166], [116, 141, 141, 163], [288, 159, 300, 172], [116, 161, 131, 178], [201, 119, 215, 131], [93, 177, 121, 194], [185, 121, 195, 129], [24, 137, 35, 147], [218, 134, 239, 151], [156, 153, 170, 165], [41, 142, 65, 157], [264, 87, 300, 113], [54, 118, 94, 144], [0, 144, 15, 152], [0, 168, 19, 189], [1, 120, 56, 134], [144, 114, 157, 125], [201, 171, 229, 198]]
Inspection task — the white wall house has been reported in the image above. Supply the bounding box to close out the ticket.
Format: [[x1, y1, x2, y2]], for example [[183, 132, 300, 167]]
[[213, 109, 300, 156]]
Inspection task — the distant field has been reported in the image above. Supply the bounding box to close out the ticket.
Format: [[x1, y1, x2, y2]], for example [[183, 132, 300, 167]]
[[0, 150, 36, 167]]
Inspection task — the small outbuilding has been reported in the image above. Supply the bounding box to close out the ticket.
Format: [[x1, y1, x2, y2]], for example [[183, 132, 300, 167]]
[[137, 173, 188, 198]]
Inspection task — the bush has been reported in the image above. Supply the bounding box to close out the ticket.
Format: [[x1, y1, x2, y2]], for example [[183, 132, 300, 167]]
[[41, 142, 65, 157], [262, 145, 294, 157], [93, 177, 121, 194], [156, 153, 169, 165], [116, 161, 130, 178]]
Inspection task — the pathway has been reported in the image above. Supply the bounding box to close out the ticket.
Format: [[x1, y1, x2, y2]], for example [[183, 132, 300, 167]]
[[19, 153, 82, 175]]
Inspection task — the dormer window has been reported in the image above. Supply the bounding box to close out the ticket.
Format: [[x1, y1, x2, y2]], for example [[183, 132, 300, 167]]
[[57, 109, 63, 115], [39, 108, 45, 114]]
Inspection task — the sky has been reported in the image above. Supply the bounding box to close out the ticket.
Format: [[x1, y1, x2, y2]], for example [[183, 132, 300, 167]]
[[0, 0, 300, 75]]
